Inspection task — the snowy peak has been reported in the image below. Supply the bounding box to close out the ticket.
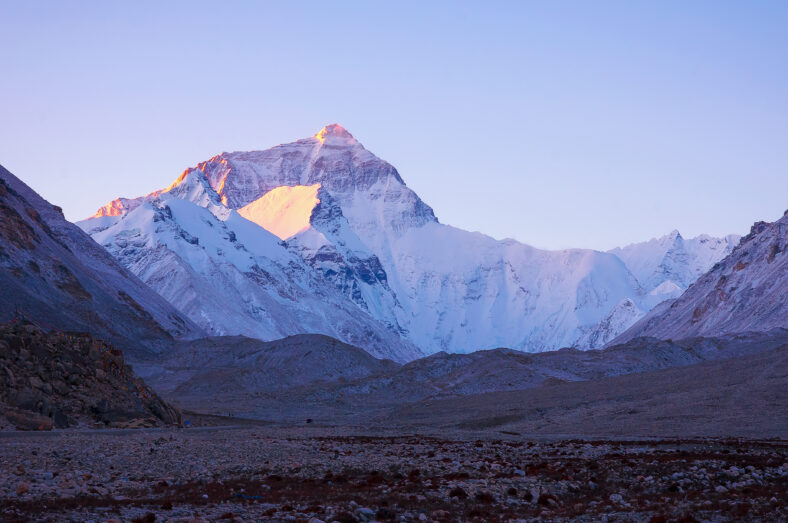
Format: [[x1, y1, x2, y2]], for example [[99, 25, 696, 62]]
[[613, 210, 788, 344], [93, 197, 141, 218], [609, 230, 740, 294], [157, 128, 438, 234], [313, 124, 358, 145], [88, 125, 438, 236]]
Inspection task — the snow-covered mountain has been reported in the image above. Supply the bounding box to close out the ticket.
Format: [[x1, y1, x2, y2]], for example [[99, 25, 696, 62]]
[[0, 164, 203, 357], [609, 230, 740, 300], [79, 125, 737, 359], [81, 187, 422, 362], [613, 210, 788, 344]]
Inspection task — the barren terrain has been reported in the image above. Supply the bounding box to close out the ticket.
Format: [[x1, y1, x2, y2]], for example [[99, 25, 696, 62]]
[[1, 427, 786, 522]]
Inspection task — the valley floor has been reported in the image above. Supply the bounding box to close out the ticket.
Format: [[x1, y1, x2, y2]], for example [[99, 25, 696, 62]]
[[1, 426, 785, 522]]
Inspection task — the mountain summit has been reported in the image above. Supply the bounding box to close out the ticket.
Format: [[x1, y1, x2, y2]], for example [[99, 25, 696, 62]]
[[79, 126, 738, 359], [314, 123, 357, 144]]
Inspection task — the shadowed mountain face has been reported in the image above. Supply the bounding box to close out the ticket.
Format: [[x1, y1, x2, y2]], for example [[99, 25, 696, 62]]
[[613, 210, 788, 345], [0, 165, 203, 357]]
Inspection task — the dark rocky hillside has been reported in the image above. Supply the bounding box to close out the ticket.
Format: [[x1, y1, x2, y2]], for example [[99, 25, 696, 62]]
[[0, 322, 181, 430], [145, 329, 787, 425], [140, 334, 399, 397]]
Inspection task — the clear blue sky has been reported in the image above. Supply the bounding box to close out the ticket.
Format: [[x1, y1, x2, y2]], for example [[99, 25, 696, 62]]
[[1, 1, 786, 250]]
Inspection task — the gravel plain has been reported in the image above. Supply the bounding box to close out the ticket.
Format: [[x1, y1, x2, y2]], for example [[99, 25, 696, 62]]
[[1, 426, 786, 522]]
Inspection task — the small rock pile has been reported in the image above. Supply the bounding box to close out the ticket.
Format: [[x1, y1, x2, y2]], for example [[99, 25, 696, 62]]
[[0, 322, 181, 430]]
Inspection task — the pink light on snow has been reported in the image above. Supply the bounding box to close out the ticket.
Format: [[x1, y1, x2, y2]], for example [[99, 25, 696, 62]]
[[238, 183, 321, 240]]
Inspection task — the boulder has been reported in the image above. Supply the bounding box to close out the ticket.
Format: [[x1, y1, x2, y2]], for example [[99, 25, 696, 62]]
[[4, 408, 53, 431]]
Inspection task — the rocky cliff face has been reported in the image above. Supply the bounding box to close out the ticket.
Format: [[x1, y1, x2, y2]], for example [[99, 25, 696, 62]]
[[0, 164, 203, 358], [613, 211, 787, 343], [80, 125, 738, 358], [0, 323, 181, 430]]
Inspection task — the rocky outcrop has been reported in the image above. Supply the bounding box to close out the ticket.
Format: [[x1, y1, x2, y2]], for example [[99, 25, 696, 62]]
[[0, 322, 181, 430]]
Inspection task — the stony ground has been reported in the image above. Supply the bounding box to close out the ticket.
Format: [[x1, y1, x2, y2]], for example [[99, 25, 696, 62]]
[[0, 427, 786, 522]]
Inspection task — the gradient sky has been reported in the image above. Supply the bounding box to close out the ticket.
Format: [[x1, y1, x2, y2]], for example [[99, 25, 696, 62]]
[[1, 1, 786, 250]]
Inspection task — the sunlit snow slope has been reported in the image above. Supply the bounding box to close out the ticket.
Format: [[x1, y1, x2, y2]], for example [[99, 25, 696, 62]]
[[238, 184, 321, 240]]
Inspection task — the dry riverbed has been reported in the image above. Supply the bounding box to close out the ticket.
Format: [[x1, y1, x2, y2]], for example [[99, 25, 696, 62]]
[[1, 427, 786, 522]]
